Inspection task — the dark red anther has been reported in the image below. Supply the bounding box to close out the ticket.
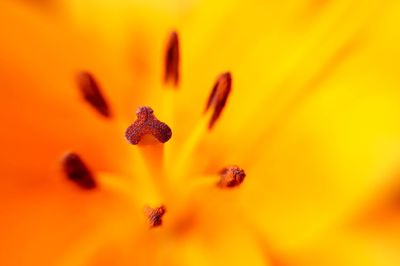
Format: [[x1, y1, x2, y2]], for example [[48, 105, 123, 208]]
[[62, 153, 97, 190], [217, 165, 246, 188], [205, 72, 232, 129], [164, 31, 180, 87], [144, 205, 166, 228], [125, 106, 172, 145], [77, 71, 111, 118]]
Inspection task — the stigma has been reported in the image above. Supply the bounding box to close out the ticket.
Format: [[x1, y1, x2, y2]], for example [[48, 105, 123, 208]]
[[62, 152, 97, 189], [76, 71, 112, 118], [164, 31, 180, 87], [205, 72, 232, 129], [144, 205, 166, 228], [217, 166, 246, 188], [125, 106, 172, 145]]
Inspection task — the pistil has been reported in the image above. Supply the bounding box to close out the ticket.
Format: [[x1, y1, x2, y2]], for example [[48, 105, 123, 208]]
[[125, 106, 172, 145]]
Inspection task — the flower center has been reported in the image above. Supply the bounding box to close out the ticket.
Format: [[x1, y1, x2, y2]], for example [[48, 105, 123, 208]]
[[61, 31, 246, 229]]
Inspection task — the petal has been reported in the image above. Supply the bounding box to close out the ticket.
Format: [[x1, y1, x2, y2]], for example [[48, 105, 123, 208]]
[[0, 0, 139, 180], [238, 0, 400, 251], [0, 2, 143, 264], [183, 0, 391, 168], [283, 230, 400, 266]]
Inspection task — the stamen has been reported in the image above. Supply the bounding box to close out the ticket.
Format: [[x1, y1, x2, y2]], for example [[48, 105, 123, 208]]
[[144, 205, 166, 228], [76, 71, 111, 118], [205, 72, 232, 129], [218, 166, 246, 188], [62, 152, 97, 189], [164, 31, 180, 87], [125, 106, 172, 145]]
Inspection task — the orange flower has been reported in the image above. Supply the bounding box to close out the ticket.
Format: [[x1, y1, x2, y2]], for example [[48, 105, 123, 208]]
[[2, 0, 400, 265]]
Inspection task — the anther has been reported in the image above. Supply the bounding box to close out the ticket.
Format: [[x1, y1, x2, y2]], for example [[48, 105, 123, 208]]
[[205, 72, 232, 129], [125, 106, 172, 145], [76, 71, 112, 118], [62, 152, 97, 190], [144, 205, 166, 228], [164, 31, 180, 87], [217, 165, 246, 188]]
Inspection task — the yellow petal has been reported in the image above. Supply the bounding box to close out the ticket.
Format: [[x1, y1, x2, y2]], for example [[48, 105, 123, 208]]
[[239, 0, 400, 251]]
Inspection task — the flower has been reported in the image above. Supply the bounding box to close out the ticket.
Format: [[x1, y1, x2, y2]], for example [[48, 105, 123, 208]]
[[2, 0, 400, 265]]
